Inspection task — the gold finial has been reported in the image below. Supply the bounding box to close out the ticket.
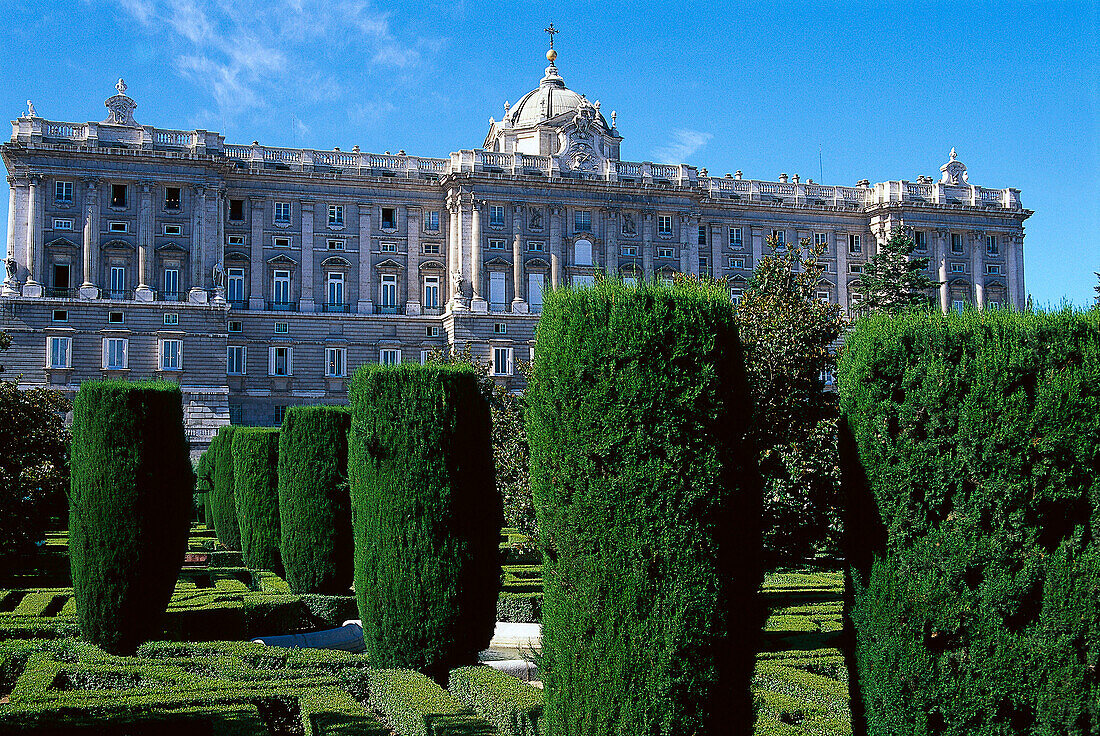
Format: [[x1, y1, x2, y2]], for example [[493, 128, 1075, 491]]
[[545, 22, 558, 62]]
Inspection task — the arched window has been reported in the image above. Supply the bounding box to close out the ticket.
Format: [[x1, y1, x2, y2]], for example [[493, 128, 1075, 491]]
[[574, 238, 593, 266]]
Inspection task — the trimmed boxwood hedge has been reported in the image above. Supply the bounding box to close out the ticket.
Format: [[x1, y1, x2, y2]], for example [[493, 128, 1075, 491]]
[[838, 308, 1100, 736], [525, 279, 765, 735], [195, 449, 214, 529], [210, 426, 241, 551], [231, 428, 282, 573], [278, 406, 354, 594], [345, 667, 493, 736], [348, 364, 500, 683], [448, 665, 542, 736], [68, 380, 194, 655]]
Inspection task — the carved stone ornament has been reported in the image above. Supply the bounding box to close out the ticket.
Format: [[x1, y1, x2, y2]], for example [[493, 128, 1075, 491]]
[[940, 147, 969, 185], [4, 256, 17, 281], [622, 213, 637, 235], [567, 142, 600, 172], [573, 96, 596, 136], [529, 208, 543, 230], [103, 78, 139, 127]]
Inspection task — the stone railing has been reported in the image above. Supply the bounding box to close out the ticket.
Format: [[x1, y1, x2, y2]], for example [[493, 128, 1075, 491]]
[[868, 180, 1020, 209]]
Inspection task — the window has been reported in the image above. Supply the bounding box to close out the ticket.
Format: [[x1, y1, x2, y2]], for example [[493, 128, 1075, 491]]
[[698, 225, 707, 246], [730, 288, 743, 305], [574, 210, 591, 232], [381, 207, 397, 230], [814, 232, 829, 249], [771, 229, 786, 246], [848, 234, 862, 254], [100, 337, 126, 370], [227, 345, 245, 375], [229, 405, 243, 425], [228, 320, 243, 332], [424, 276, 440, 309], [699, 255, 710, 275], [109, 266, 126, 298], [849, 263, 863, 274], [426, 325, 440, 337], [657, 246, 675, 259], [489, 271, 506, 310], [380, 242, 398, 253], [164, 313, 178, 325], [423, 242, 441, 254], [328, 204, 345, 228], [162, 269, 179, 299], [273, 236, 291, 248], [988, 301, 1001, 310], [528, 272, 545, 311], [490, 205, 506, 227], [327, 239, 345, 250], [326, 347, 346, 377], [425, 210, 440, 232], [492, 347, 514, 376], [47, 336, 71, 369], [574, 239, 593, 266], [227, 268, 245, 303], [271, 346, 292, 376], [488, 239, 506, 250], [55, 181, 73, 203], [620, 244, 638, 257], [108, 221, 128, 233], [53, 264, 69, 291], [380, 348, 401, 366], [273, 406, 287, 425], [952, 300, 966, 313], [817, 290, 831, 302], [526, 241, 545, 252], [274, 201, 291, 224], [420, 350, 433, 365], [914, 231, 927, 252], [160, 339, 182, 370], [228, 235, 244, 246], [108, 311, 124, 324], [53, 218, 73, 230], [729, 227, 743, 249], [164, 224, 182, 236], [228, 198, 244, 220], [951, 263, 965, 273], [111, 184, 127, 208], [986, 235, 999, 255], [380, 274, 398, 309], [327, 272, 345, 306], [274, 321, 289, 333], [494, 323, 507, 335], [623, 276, 638, 287], [52, 310, 67, 322], [729, 257, 745, 269], [951, 234, 963, 254], [986, 264, 1002, 275], [657, 215, 673, 237], [273, 270, 292, 305], [164, 187, 181, 210]]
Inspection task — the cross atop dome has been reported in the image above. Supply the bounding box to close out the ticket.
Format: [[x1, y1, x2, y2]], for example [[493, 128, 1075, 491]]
[[544, 22, 559, 63]]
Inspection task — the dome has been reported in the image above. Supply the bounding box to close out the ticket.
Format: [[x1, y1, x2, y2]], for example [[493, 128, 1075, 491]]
[[507, 63, 605, 129]]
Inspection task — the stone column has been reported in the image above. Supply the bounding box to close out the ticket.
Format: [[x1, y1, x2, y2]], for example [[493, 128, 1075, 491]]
[[447, 199, 467, 310], [835, 229, 848, 314], [710, 224, 722, 279], [79, 178, 100, 299], [549, 205, 562, 289], [356, 203, 373, 314], [751, 225, 764, 271], [605, 209, 618, 277], [188, 185, 207, 302], [2, 177, 18, 296], [212, 187, 226, 304], [406, 206, 421, 315], [470, 200, 487, 312], [641, 211, 654, 280], [135, 182, 154, 300], [1015, 235, 1026, 309], [511, 202, 527, 312], [688, 215, 700, 276], [1006, 234, 1018, 309], [299, 200, 314, 312], [249, 197, 266, 310], [936, 229, 950, 314], [970, 230, 985, 310], [22, 175, 42, 295]]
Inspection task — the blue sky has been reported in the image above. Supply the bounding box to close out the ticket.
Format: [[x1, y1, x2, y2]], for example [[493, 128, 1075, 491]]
[[2, 0, 1097, 305]]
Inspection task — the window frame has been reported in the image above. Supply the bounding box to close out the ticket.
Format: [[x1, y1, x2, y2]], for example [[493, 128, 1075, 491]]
[[159, 339, 183, 371], [227, 345, 246, 375], [52, 218, 73, 231], [270, 346, 293, 376], [164, 187, 181, 211], [574, 210, 592, 232], [489, 205, 506, 228], [848, 234, 862, 255], [47, 336, 71, 369], [328, 204, 345, 228], [110, 184, 128, 208], [729, 227, 743, 249], [274, 201, 292, 224], [325, 347, 347, 377], [379, 348, 401, 366], [424, 210, 440, 232], [55, 180, 74, 203], [492, 346, 514, 376], [163, 224, 182, 236], [657, 214, 673, 237]]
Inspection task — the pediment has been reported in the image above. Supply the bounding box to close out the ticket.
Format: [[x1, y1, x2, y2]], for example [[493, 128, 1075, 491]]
[[101, 238, 134, 250], [983, 277, 1007, 288], [619, 263, 642, 275], [156, 241, 187, 253], [321, 256, 351, 267], [485, 256, 512, 267], [267, 254, 299, 266], [223, 249, 250, 262], [948, 277, 970, 286], [729, 274, 748, 283], [524, 257, 551, 269], [420, 259, 446, 271], [375, 258, 404, 270], [45, 237, 78, 249], [655, 265, 679, 274]]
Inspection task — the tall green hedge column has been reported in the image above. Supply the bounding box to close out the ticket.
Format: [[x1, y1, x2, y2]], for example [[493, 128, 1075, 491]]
[[348, 364, 500, 682], [231, 427, 282, 572], [210, 425, 241, 550], [526, 280, 764, 735], [839, 308, 1100, 736], [278, 406, 353, 594], [195, 449, 214, 529], [69, 380, 194, 655]]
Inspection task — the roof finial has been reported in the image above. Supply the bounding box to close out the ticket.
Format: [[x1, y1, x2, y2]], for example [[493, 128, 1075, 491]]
[[950, 147, 957, 161], [545, 22, 559, 63], [116, 78, 128, 96]]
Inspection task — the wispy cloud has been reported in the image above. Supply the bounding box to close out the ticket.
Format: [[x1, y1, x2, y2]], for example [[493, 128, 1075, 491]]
[[653, 129, 713, 164]]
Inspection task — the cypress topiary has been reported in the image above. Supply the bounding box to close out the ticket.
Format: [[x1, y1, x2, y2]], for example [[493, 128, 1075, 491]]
[[210, 425, 241, 551], [69, 380, 194, 655], [348, 363, 500, 682], [195, 449, 215, 529], [839, 308, 1100, 736], [231, 427, 282, 572], [278, 406, 353, 594], [525, 279, 764, 735]]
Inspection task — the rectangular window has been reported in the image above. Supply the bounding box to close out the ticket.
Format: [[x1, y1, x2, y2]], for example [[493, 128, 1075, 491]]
[[951, 233, 963, 253], [848, 234, 862, 254], [771, 229, 786, 246], [951, 263, 965, 273], [103, 338, 127, 369], [574, 210, 591, 232], [420, 350, 433, 365], [988, 301, 1001, 310], [227, 268, 245, 303], [493, 323, 507, 335], [699, 255, 710, 276], [273, 270, 292, 305], [986, 264, 1002, 275], [274, 322, 289, 333], [53, 218, 73, 230], [327, 239, 345, 250], [327, 272, 345, 306], [326, 347, 346, 377], [164, 313, 179, 325], [273, 236, 291, 248], [55, 181, 73, 203], [730, 288, 743, 305], [986, 234, 999, 255], [108, 311, 124, 324], [160, 339, 182, 370], [380, 241, 398, 253], [227, 345, 245, 375], [274, 201, 291, 223], [162, 269, 179, 299], [492, 347, 514, 376], [849, 263, 863, 274], [423, 242, 441, 254], [488, 239, 506, 250], [381, 207, 397, 230], [698, 225, 707, 246], [817, 290, 831, 302], [657, 215, 673, 237], [273, 406, 286, 425], [526, 241, 545, 252], [952, 300, 966, 313], [620, 244, 638, 257], [426, 325, 440, 337], [729, 227, 743, 249], [328, 204, 344, 228], [656, 246, 675, 259], [108, 221, 128, 233], [490, 205, 506, 227], [111, 184, 127, 208], [528, 272, 545, 311], [47, 336, 71, 369], [52, 309, 67, 322], [163, 224, 182, 236], [729, 257, 745, 269], [53, 263, 70, 291], [489, 271, 506, 309], [271, 346, 292, 376], [380, 348, 401, 366], [380, 274, 398, 308], [228, 198, 244, 220], [914, 231, 927, 252], [109, 266, 126, 298], [814, 232, 829, 248], [425, 210, 440, 232], [228, 320, 243, 332], [164, 187, 181, 210], [227, 235, 244, 246], [424, 276, 439, 309]]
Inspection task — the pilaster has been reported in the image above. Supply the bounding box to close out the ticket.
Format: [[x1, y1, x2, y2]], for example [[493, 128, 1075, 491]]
[[248, 197, 266, 310], [549, 205, 562, 289], [406, 206, 421, 315], [470, 199, 487, 312], [79, 177, 100, 299], [188, 185, 207, 303], [356, 204, 373, 313], [299, 200, 314, 312], [21, 175, 42, 296], [511, 202, 527, 312], [135, 181, 155, 301]]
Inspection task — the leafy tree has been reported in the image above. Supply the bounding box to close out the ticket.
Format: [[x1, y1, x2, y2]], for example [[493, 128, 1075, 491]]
[[734, 237, 845, 567], [0, 330, 70, 558], [855, 228, 939, 315], [1094, 271, 1099, 305]]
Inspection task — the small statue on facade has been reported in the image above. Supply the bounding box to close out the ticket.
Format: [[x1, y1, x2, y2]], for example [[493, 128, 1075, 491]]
[[452, 271, 468, 296], [529, 208, 543, 230], [622, 212, 637, 235], [4, 256, 17, 281], [25, 100, 37, 118], [212, 262, 225, 289]]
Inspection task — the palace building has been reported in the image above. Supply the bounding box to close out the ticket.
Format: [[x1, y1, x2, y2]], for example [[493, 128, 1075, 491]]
[[0, 40, 1031, 449]]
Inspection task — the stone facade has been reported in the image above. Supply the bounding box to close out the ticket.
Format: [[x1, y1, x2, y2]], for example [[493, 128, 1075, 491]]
[[0, 52, 1032, 451]]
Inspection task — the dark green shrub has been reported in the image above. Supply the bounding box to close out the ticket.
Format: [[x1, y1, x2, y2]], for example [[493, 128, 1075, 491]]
[[525, 279, 764, 735], [448, 665, 542, 736], [277, 406, 353, 594], [348, 364, 500, 682], [210, 426, 241, 551], [839, 308, 1100, 736], [68, 381, 193, 655], [231, 428, 281, 572], [349, 668, 492, 736], [195, 449, 214, 529]]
